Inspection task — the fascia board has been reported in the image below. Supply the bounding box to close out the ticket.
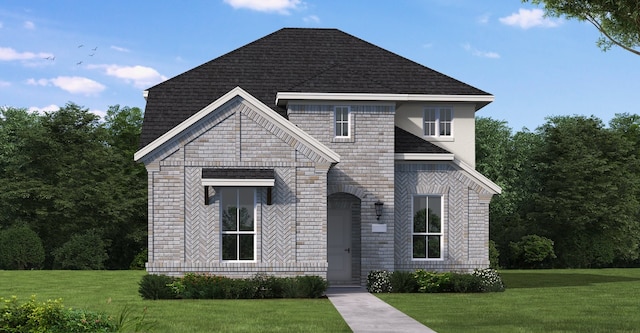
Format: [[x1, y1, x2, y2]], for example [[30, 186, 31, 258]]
[[453, 158, 502, 194], [201, 179, 275, 187], [276, 92, 494, 110], [135, 87, 340, 163], [394, 153, 455, 161]]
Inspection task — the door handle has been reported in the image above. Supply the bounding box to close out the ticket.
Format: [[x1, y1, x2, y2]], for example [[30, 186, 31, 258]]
[[344, 248, 350, 253]]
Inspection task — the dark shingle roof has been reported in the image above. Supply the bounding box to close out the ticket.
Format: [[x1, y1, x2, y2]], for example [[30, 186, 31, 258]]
[[394, 127, 451, 154], [140, 28, 490, 148]]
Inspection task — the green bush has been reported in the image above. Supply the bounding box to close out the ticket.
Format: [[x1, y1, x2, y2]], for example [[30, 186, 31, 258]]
[[53, 229, 109, 270], [0, 295, 115, 332], [449, 273, 483, 293], [510, 234, 557, 268], [366, 270, 393, 293], [139, 274, 176, 300], [390, 270, 418, 293], [0, 224, 45, 270], [149, 273, 327, 300], [414, 270, 454, 293], [129, 248, 147, 270], [295, 275, 328, 298], [489, 240, 500, 269]]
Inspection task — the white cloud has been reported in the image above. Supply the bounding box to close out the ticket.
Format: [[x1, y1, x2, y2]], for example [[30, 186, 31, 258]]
[[462, 43, 500, 59], [89, 64, 168, 88], [499, 8, 561, 29], [0, 80, 10, 88], [23, 21, 35, 30], [303, 15, 320, 23], [0, 47, 53, 62], [27, 76, 105, 95], [223, 0, 301, 14], [0, 22, 4, 29], [111, 45, 130, 53], [28, 104, 59, 114]]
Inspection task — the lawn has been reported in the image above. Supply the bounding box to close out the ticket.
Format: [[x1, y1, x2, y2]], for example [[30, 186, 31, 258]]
[[2, 269, 640, 332], [0, 270, 350, 332], [377, 268, 640, 333]]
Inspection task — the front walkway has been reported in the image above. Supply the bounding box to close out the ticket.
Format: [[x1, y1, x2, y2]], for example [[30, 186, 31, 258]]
[[326, 287, 437, 333]]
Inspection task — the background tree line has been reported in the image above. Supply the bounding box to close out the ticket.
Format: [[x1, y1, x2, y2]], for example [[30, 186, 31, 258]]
[[0, 103, 146, 270], [477, 114, 640, 268]]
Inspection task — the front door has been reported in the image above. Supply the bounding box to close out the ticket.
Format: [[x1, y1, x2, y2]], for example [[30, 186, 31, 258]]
[[327, 208, 352, 281]]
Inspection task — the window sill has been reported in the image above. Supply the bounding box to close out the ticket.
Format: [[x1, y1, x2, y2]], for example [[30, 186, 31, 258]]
[[331, 136, 355, 143], [423, 136, 454, 142]]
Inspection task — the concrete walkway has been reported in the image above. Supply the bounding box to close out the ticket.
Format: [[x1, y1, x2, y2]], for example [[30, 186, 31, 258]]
[[326, 287, 437, 333]]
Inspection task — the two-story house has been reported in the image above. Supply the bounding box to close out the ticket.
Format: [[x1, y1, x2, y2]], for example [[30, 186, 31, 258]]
[[134, 28, 501, 285]]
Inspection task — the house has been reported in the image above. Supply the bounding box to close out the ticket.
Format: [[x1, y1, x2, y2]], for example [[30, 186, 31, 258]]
[[134, 28, 501, 285]]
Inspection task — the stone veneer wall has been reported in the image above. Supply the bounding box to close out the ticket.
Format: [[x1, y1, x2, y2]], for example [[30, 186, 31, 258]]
[[142, 97, 332, 277], [394, 162, 492, 272], [288, 104, 396, 284]]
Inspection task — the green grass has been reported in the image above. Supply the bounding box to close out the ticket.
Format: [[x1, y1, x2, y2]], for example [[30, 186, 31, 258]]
[[3, 269, 640, 332], [0, 270, 350, 332], [377, 268, 640, 333]]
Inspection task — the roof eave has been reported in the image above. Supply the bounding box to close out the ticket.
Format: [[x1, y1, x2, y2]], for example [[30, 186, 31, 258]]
[[276, 92, 494, 111]]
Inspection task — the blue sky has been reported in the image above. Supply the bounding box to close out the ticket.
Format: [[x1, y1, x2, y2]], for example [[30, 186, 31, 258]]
[[1, 0, 638, 131]]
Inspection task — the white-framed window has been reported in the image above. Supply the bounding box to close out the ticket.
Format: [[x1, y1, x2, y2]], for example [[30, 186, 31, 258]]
[[412, 195, 443, 260], [334, 106, 350, 137], [423, 107, 453, 137], [220, 187, 255, 261]]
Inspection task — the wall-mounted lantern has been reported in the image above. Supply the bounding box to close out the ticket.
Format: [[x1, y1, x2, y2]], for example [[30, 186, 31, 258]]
[[374, 201, 384, 220]]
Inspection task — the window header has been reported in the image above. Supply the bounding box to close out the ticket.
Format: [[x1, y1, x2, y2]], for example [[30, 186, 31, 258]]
[[201, 168, 275, 187]]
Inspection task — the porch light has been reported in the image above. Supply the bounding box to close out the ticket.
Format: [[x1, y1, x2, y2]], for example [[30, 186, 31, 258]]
[[374, 201, 384, 220]]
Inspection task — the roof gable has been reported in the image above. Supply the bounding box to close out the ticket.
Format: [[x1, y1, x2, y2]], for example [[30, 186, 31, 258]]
[[140, 28, 492, 148], [134, 87, 340, 164]]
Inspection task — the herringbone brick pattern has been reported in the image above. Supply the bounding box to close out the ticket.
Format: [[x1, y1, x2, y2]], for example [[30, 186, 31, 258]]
[[262, 168, 296, 262]]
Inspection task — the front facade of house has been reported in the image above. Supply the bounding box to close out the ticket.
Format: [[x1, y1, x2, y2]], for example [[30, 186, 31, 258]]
[[135, 28, 501, 285]]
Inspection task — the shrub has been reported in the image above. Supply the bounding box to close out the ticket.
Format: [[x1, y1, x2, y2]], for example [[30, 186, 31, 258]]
[[295, 275, 328, 298], [390, 270, 418, 293], [366, 270, 393, 293], [139, 274, 176, 300], [414, 270, 454, 293], [450, 273, 483, 293], [129, 248, 147, 270], [0, 295, 115, 332], [489, 240, 500, 269], [472, 268, 506, 292], [510, 234, 556, 268], [0, 224, 45, 270], [53, 229, 109, 270]]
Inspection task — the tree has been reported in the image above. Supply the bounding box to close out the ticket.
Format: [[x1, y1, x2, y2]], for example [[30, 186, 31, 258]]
[[509, 234, 556, 268], [0, 224, 45, 269], [525, 0, 640, 56], [53, 229, 109, 269], [529, 115, 640, 267]]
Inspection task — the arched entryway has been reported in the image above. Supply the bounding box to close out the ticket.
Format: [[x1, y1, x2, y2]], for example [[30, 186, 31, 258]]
[[327, 193, 361, 285]]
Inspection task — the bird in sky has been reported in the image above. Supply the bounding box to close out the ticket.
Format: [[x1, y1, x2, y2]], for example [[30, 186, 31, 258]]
[[89, 53, 95, 57], [76, 61, 83, 65], [92, 47, 97, 51], [78, 44, 84, 48]]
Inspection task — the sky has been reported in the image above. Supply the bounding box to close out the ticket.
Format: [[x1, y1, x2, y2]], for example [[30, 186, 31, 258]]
[[1, 0, 638, 132]]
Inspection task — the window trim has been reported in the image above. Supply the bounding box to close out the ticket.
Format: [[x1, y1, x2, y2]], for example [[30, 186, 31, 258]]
[[423, 107, 453, 138], [334, 106, 351, 138], [220, 187, 257, 262], [411, 195, 444, 261]]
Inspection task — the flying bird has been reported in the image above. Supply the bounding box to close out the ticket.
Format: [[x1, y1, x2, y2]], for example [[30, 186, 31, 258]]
[[76, 61, 83, 65], [92, 47, 97, 51], [78, 44, 84, 48], [89, 53, 95, 56]]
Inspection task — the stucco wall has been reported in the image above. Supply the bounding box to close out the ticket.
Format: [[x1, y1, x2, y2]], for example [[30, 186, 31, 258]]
[[395, 102, 477, 167]]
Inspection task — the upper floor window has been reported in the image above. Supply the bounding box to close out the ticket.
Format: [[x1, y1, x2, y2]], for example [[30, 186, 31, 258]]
[[412, 195, 443, 260], [424, 107, 453, 137], [221, 187, 255, 261], [334, 106, 350, 137]]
